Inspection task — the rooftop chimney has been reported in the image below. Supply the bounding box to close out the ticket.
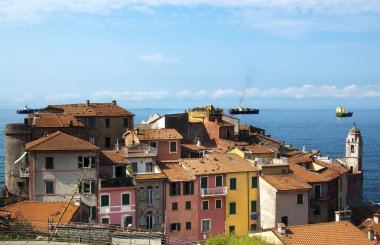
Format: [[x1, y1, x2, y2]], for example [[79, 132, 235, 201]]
[[374, 213, 380, 224], [112, 100, 117, 105], [368, 227, 374, 241], [86, 100, 90, 106], [277, 223, 287, 236], [335, 210, 352, 222]]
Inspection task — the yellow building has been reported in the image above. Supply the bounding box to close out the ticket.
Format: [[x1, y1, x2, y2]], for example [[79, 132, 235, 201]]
[[205, 152, 259, 234]]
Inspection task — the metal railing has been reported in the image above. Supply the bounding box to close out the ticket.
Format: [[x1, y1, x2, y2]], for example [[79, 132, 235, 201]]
[[200, 187, 227, 197]]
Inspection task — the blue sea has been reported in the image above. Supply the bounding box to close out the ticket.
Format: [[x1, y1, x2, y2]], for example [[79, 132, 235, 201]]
[[1, 108, 379, 202]]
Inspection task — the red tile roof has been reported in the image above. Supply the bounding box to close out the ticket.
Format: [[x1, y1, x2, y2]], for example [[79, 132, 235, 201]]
[[48, 102, 134, 117], [0, 201, 79, 232], [288, 153, 314, 165], [129, 129, 183, 141], [134, 173, 167, 180], [181, 158, 227, 176], [289, 164, 328, 183], [26, 131, 99, 151], [260, 174, 311, 191], [273, 221, 373, 245], [358, 214, 380, 237], [205, 153, 258, 172], [28, 113, 85, 128], [100, 150, 129, 163], [159, 163, 195, 181], [243, 145, 275, 154]]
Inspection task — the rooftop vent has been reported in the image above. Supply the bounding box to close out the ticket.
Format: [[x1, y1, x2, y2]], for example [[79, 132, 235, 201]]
[[277, 223, 287, 236]]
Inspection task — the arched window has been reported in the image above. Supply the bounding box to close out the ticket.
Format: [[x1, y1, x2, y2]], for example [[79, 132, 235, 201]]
[[351, 145, 355, 153]]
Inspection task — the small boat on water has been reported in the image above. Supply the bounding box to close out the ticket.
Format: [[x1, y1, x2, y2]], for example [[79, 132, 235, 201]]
[[336, 105, 353, 117], [16, 105, 42, 114], [228, 106, 259, 115]]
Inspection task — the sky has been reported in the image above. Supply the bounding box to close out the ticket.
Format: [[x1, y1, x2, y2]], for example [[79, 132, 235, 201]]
[[0, 0, 380, 109]]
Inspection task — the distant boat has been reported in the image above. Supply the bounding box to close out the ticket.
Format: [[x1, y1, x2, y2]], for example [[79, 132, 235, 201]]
[[228, 106, 259, 115], [336, 105, 353, 117], [16, 105, 42, 114]]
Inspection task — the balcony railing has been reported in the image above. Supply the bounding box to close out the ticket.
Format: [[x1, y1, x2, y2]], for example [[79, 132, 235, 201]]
[[200, 187, 227, 197], [100, 178, 135, 188], [19, 168, 30, 178]]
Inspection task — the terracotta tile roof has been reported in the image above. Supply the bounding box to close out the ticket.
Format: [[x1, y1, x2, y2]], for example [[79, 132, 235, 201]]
[[100, 150, 129, 163], [251, 133, 283, 145], [316, 159, 349, 175], [205, 153, 258, 172], [159, 163, 195, 181], [26, 131, 99, 151], [181, 158, 227, 176], [134, 173, 167, 180], [352, 204, 380, 226], [358, 215, 380, 236], [273, 220, 373, 245], [48, 102, 134, 117], [243, 145, 274, 154], [133, 129, 183, 140], [0, 201, 79, 232], [239, 124, 251, 131], [288, 153, 314, 165], [217, 121, 235, 127], [181, 143, 212, 151], [28, 113, 85, 128], [289, 164, 328, 183], [260, 174, 311, 191], [282, 150, 303, 157]]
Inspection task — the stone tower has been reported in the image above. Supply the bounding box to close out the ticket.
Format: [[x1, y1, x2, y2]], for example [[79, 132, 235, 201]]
[[345, 124, 363, 207]]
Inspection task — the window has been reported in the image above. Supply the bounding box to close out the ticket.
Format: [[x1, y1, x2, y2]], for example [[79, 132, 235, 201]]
[[90, 206, 97, 220], [202, 200, 209, 210], [183, 182, 194, 195], [149, 142, 157, 149], [297, 193, 304, 204], [45, 157, 54, 169], [169, 141, 177, 153], [281, 216, 288, 226], [78, 156, 95, 168], [139, 188, 145, 201], [124, 118, 129, 128], [123, 216, 132, 228], [229, 202, 236, 214], [186, 222, 191, 230], [226, 129, 231, 139], [314, 185, 321, 199], [351, 145, 355, 153], [147, 186, 153, 206], [172, 202, 178, 211], [115, 165, 124, 178], [146, 211, 154, 230], [131, 162, 138, 173], [170, 183, 180, 196], [45, 180, 54, 194], [215, 175, 223, 187], [170, 223, 181, 232], [83, 180, 96, 194], [155, 186, 160, 200], [215, 199, 222, 209], [185, 201, 191, 210], [251, 201, 257, 212], [105, 137, 111, 148], [251, 176, 258, 188], [250, 224, 257, 231], [122, 193, 130, 206], [229, 225, 235, 233], [101, 194, 110, 207], [101, 217, 110, 224], [201, 219, 210, 233], [230, 178, 237, 190], [145, 162, 153, 172], [105, 118, 110, 128], [88, 117, 96, 128], [201, 177, 208, 189]]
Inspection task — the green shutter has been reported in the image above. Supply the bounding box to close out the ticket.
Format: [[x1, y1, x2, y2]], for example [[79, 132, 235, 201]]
[[91, 181, 96, 194], [252, 176, 257, 188]]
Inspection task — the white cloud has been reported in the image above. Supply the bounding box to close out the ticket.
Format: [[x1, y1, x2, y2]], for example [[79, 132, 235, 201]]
[[91, 90, 169, 101], [177, 89, 207, 99], [45, 93, 81, 101], [11, 93, 35, 102], [138, 54, 179, 63]]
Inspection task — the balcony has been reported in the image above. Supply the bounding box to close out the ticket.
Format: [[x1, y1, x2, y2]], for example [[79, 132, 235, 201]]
[[200, 187, 227, 197], [19, 168, 30, 178], [100, 178, 135, 188]]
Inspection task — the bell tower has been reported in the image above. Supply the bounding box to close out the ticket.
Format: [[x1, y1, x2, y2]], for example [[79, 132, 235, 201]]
[[344, 123, 363, 207], [345, 123, 363, 174]]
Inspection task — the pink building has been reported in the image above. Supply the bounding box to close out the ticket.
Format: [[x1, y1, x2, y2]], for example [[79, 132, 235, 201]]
[[181, 158, 227, 241], [123, 129, 183, 161], [159, 162, 198, 242], [98, 150, 136, 228]]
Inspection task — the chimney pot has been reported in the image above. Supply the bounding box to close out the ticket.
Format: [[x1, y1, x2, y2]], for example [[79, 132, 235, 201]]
[[86, 100, 90, 106], [112, 100, 117, 105], [368, 227, 375, 241]]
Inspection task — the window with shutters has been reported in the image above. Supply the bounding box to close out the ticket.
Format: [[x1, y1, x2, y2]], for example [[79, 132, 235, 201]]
[[202, 200, 209, 210], [186, 222, 191, 230], [83, 180, 95, 194], [201, 219, 211, 233], [155, 186, 160, 200], [251, 201, 257, 212], [251, 176, 258, 188], [45, 180, 54, 194], [229, 202, 236, 214], [122, 193, 130, 206], [100, 194, 110, 207], [169, 141, 177, 153], [147, 186, 153, 206], [215, 175, 223, 187], [172, 202, 178, 211], [139, 188, 145, 201], [170, 183, 180, 196], [183, 182, 194, 195], [101, 217, 109, 224], [123, 216, 132, 228], [45, 157, 54, 169], [185, 201, 191, 210], [215, 199, 222, 209]]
